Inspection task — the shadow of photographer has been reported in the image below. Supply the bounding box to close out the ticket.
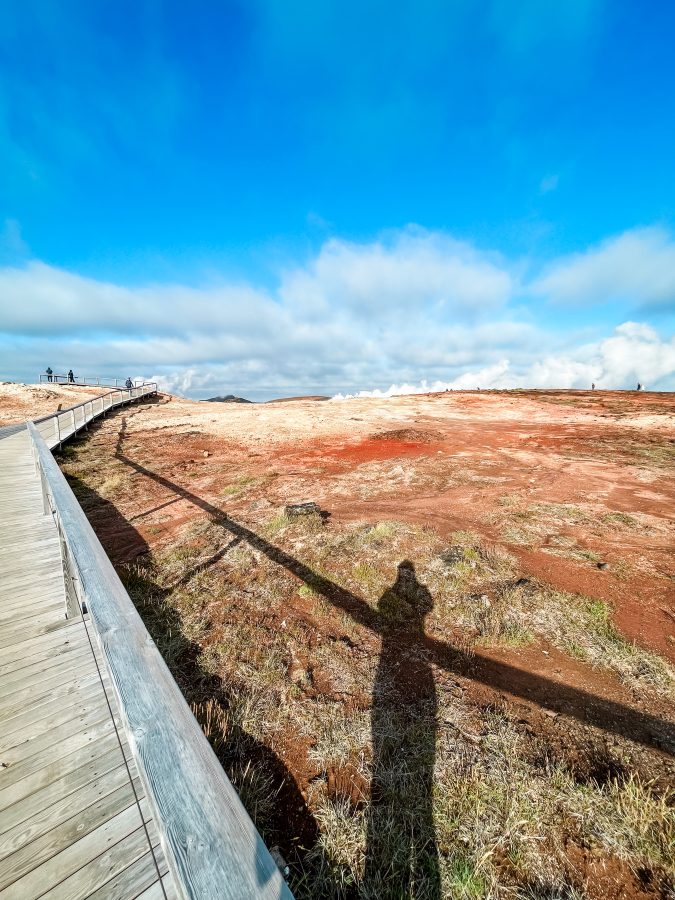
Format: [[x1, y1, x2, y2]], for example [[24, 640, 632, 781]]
[[366, 561, 441, 898]]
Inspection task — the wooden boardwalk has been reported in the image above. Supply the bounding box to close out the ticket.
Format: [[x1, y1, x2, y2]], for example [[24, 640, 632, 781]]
[[0, 427, 177, 899]]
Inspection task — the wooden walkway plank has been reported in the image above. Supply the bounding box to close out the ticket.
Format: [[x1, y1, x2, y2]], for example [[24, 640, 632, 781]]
[[0, 747, 128, 836], [38, 822, 164, 900], [0, 615, 80, 651], [0, 669, 103, 734], [0, 763, 133, 862], [0, 679, 108, 751], [0, 599, 66, 628], [0, 619, 83, 667], [0, 800, 152, 900], [0, 731, 128, 815], [0, 630, 88, 679], [0, 660, 98, 715], [0, 713, 117, 791], [0, 644, 94, 698], [0, 705, 115, 783], [78, 846, 169, 900], [0, 779, 143, 892]]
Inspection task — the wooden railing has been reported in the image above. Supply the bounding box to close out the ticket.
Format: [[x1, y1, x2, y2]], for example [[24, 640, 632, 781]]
[[26, 410, 293, 898], [33, 383, 157, 450]]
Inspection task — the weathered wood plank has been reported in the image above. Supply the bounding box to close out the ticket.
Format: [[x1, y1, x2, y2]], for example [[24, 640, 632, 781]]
[[0, 632, 87, 679], [0, 615, 80, 651], [0, 573, 63, 596], [136, 875, 180, 900], [0, 668, 100, 726], [0, 643, 93, 697], [0, 600, 65, 628], [0, 799, 152, 900], [0, 763, 133, 862], [0, 684, 111, 754], [0, 713, 116, 792], [0, 659, 97, 714], [80, 846, 169, 900], [42, 823, 164, 900], [0, 619, 82, 667], [1, 691, 110, 765], [0, 780, 144, 892], [0, 746, 128, 836], [0, 731, 127, 815]]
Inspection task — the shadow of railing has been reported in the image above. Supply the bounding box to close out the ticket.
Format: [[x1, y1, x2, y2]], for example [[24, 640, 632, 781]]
[[70, 412, 675, 896], [60, 466, 321, 886], [109, 418, 674, 757]]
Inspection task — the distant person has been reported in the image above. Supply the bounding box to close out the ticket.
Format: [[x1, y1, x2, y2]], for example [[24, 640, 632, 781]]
[[46, 366, 53, 382], [67, 369, 75, 383], [637, 382, 642, 391], [591, 382, 595, 390], [125, 377, 133, 389]]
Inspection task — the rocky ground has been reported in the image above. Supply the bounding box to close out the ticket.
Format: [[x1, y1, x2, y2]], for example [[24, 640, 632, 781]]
[[4, 384, 674, 898]]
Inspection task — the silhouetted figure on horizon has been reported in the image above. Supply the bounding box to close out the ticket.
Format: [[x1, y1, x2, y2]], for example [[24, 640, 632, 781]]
[[46, 366, 53, 382], [67, 369, 75, 383], [125, 377, 133, 389], [365, 560, 440, 898]]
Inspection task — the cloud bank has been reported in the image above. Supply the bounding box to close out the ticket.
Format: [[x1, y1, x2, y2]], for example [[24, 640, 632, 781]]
[[0, 225, 673, 399], [334, 324, 675, 398]]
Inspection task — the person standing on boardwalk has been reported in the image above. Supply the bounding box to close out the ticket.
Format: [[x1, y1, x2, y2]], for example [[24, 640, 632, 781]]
[[125, 377, 133, 389], [67, 369, 75, 383], [46, 367, 53, 382]]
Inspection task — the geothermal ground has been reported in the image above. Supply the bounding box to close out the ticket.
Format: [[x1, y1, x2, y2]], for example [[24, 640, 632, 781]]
[[3, 385, 674, 899]]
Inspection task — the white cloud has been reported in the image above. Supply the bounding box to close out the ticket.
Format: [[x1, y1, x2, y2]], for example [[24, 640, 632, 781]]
[[532, 226, 675, 308], [279, 229, 513, 317], [335, 323, 675, 397], [0, 226, 673, 398]]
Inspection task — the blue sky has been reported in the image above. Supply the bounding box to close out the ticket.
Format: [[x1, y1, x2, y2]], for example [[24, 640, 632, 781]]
[[1, 0, 674, 397]]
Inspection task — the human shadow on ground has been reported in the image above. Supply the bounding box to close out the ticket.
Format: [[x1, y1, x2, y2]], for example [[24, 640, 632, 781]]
[[366, 561, 441, 898], [108, 417, 675, 757], [63, 411, 675, 896]]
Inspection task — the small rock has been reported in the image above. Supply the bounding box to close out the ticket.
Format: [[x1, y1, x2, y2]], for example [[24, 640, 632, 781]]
[[285, 501, 322, 518], [270, 846, 290, 878], [249, 498, 272, 511], [544, 709, 559, 719], [203, 450, 210, 458], [439, 547, 464, 566], [597, 562, 610, 570]]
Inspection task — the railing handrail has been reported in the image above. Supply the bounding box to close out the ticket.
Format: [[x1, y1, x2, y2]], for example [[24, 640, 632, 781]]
[[33, 383, 158, 424], [26, 415, 291, 898], [39, 373, 144, 386]]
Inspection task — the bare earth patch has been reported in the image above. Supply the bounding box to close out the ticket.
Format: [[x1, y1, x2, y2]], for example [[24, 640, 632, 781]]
[[14, 384, 674, 898]]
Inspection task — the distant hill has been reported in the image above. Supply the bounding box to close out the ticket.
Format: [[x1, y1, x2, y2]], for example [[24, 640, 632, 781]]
[[205, 395, 252, 403], [266, 395, 331, 403]]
